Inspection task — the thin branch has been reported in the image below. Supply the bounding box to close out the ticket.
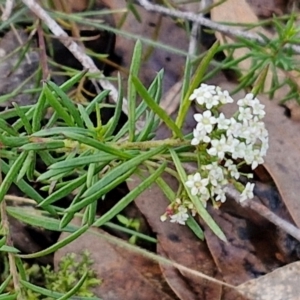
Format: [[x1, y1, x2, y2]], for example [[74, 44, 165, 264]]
[[0, 166, 22, 298], [37, 20, 49, 80], [226, 184, 300, 242], [1, 0, 14, 21], [21, 0, 129, 114], [137, 0, 300, 55]]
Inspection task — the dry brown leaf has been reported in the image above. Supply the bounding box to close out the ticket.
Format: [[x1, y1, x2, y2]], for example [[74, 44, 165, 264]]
[[237, 261, 300, 300], [203, 203, 284, 285], [246, 0, 288, 17], [55, 218, 175, 300]]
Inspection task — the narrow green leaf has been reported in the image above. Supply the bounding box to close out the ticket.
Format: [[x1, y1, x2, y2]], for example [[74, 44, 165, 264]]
[[128, 40, 142, 141], [86, 163, 96, 189], [65, 167, 136, 214], [1, 160, 56, 215], [176, 41, 220, 129], [32, 87, 46, 132], [0, 152, 27, 203], [86, 90, 110, 115], [0, 293, 17, 300], [0, 135, 29, 147], [17, 151, 32, 182], [169, 149, 227, 242], [104, 73, 123, 138], [0, 236, 6, 247], [32, 126, 95, 137], [20, 280, 100, 300], [26, 150, 36, 181], [132, 76, 183, 138], [93, 162, 166, 227], [60, 184, 86, 228], [82, 145, 166, 198], [181, 57, 192, 104], [0, 274, 12, 294], [7, 207, 72, 232], [44, 85, 74, 126], [47, 81, 84, 127], [39, 176, 86, 207], [62, 132, 132, 159], [13, 102, 32, 134], [18, 224, 88, 258], [0, 118, 18, 136], [13, 105, 35, 132], [60, 69, 88, 92], [0, 105, 32, 120], [37, 166, 74, 182], [0, 245, 20, 253], [78, 104, 94, 129], [21, 140, 65, 151], [50, 152, 116, 169]]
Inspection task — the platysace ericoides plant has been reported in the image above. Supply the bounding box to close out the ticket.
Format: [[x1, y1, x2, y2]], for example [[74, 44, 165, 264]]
[[161, 84, 269, 225]]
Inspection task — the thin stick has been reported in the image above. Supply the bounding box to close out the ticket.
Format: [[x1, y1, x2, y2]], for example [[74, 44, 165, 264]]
[[21, 0, 128, 114], [137, 0, 300, 55], [1, 0, 14, 21], [37, 20, 49, 80], [226, 184, 300, 242]]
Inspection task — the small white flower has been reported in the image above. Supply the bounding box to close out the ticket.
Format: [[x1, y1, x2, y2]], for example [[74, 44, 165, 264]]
[[170, 206, 189, 225], [260, 137, 269, 157], [191, 128, 211, 145], [249, 99, 265, 119], [199, 188, 211, 205], [217, 113, 231, 130], [185, 172, 209, 196], [237, 93, 255, 107], [226, 135, 240, 153], [203, 162, 225, 186], [216, 87, 234, 104], [207, 135, 229, 160], [227, 118, 242, 138], [224, 159, 240, 179], [240, 182, 255, 202], [189, 84, 216, 106], [205, 95, 220, 109], [238, 107, 253, 121], [194, 110, 217, 133], [231, 141, 246, 159], [215, 187, 227, 203], [250, 149, 264, 169]]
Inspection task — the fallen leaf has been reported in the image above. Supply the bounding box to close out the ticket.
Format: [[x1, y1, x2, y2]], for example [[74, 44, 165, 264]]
[[55, 218, 175, 300], [237, 261, 300, 300]]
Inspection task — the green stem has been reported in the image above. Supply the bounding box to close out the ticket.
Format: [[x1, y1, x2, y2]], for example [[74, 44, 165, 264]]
[[115, 138, 190, 150]]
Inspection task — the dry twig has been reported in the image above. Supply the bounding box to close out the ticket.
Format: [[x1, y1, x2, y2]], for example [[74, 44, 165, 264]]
[[137, 0, 300, 55], [1, 0, 14, 21], [21, 0, 129, 114], [226, 184, 300, 242]]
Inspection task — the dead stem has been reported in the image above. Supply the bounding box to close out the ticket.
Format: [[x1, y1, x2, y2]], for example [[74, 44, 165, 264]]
[[0, 163, 22, 298]]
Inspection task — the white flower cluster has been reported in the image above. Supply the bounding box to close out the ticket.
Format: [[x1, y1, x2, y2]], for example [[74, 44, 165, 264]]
[[188, 84, 268, 203], [161, 84, 269, 225]]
